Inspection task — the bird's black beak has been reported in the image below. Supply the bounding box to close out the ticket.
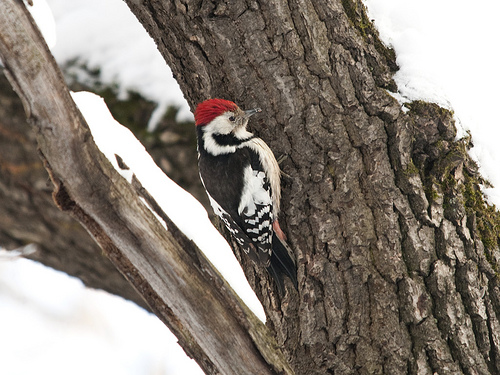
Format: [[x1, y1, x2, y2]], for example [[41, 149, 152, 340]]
[[244, 108, 262, 118]]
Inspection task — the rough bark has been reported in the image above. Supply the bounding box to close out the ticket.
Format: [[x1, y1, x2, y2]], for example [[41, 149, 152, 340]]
[[1, 0, 500, 374], [123, 0, 500, 374]]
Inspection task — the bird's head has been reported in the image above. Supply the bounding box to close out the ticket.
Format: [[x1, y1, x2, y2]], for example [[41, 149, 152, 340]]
[[194, 98, 261, 136]]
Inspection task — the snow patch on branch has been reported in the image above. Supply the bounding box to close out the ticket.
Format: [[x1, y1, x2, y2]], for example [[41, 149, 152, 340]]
[[72, 91, 266, 322]]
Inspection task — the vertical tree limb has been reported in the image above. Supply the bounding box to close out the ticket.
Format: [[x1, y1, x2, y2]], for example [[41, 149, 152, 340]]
[[124, 1, 500, 373]]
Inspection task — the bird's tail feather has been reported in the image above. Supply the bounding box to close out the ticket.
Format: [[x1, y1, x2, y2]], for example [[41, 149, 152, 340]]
[[267, 232, 298, 295]]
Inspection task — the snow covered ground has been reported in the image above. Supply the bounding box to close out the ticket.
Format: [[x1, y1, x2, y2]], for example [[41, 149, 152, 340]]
[[2, 0, 500, 374], [0, 257, 202, 375]]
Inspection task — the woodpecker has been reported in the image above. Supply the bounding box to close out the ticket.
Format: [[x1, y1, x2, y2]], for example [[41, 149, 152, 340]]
[[194, 98, 297, 293]]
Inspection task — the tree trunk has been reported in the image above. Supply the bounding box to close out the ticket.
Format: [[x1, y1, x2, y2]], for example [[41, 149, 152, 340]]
[[1, 0, 500, 374], [125, 1, 500, 374]]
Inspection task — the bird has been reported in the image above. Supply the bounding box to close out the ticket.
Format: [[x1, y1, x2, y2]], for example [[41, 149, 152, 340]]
[[194, 98, 297, 294]]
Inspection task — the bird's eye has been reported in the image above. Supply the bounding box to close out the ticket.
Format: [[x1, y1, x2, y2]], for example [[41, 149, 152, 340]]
[[228, 116, 235, 122]]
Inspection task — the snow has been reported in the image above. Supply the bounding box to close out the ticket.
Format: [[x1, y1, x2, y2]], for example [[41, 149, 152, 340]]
[[3, 0, 500, 373], [0, 258, 202, 375], [25, 0, 56, 48], [362, 0, 500, 205], [46, 0, 191, 125]]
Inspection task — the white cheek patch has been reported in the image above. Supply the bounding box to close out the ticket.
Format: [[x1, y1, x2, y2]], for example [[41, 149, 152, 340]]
[[232, 125, 253, 140], [205, 114, 235, 134]]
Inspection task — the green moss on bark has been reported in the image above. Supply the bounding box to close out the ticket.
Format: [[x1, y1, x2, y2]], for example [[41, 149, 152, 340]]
[[340, 0, 398, 91], [406, 101, 500, 269]]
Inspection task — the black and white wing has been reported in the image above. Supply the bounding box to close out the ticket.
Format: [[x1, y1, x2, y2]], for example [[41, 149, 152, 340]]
[[236, 165, 274, 264], [201, 164, 274, 266], [204, 191, 266, 264]]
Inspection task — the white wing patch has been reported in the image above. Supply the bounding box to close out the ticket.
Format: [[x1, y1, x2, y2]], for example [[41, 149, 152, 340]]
[[238, 166, 273, 249], [246, 138, 281, 217], [238, 166, 272, 216]]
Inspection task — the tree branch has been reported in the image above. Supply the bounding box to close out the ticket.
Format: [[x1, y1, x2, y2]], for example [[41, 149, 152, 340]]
[[0, 1, 293, 374]]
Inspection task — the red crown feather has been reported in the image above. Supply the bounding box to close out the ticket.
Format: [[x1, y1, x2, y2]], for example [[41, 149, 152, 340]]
[[194, 98, 239, 126]]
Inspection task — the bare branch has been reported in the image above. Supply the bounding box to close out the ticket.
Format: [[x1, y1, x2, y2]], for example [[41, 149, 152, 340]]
[[0, 1, 293, 374]]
